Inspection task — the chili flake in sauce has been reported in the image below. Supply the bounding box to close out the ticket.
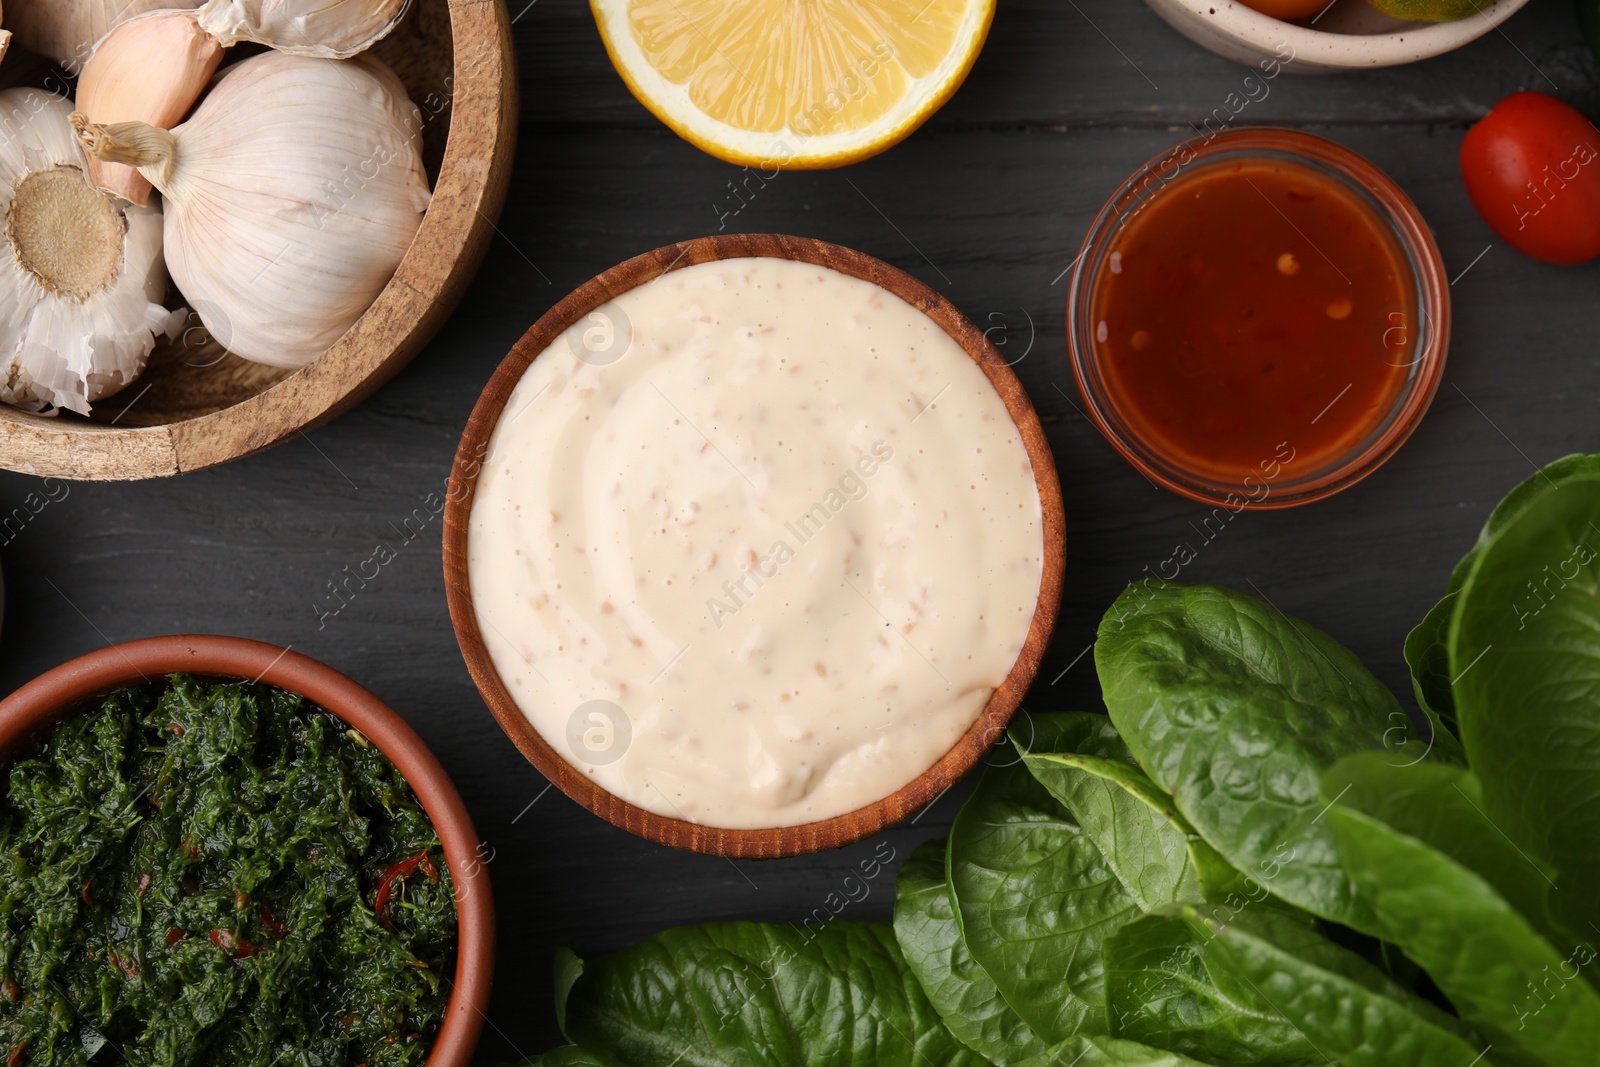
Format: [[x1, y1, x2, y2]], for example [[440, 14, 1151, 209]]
[[1091, 156, 1417, 478]]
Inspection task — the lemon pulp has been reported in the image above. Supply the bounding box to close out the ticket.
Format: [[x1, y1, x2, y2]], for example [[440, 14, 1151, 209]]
[[629, 0, 966, 136], [594, 0, 994, 167]]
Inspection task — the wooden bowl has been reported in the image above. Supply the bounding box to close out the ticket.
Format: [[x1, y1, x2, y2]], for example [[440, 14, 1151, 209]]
[[1143, 0, 1531, 73], [0, 0, 517, 480], [0, 636, 495, 1067], [443, 234, 1066, 858]]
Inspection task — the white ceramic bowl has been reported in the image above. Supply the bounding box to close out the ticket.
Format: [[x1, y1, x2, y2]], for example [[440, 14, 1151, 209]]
[[1143, 0, 1531, 72]]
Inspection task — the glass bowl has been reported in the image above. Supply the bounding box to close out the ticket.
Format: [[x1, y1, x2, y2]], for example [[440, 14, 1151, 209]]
[[1067, 127, 1450, 509]]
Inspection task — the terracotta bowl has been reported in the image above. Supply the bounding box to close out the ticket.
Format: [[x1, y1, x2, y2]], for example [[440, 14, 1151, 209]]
[[443, 233, 1067, 859], [1143, 0, 1532, 73], [0, 0, 517, 480], [0, 636, 494, 1067]]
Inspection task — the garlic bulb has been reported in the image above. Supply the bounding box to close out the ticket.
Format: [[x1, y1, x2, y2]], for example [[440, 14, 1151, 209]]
[[197, 0, 410, 59], [0, 90, 179, 416], [75, 51, 430, 370], [76, 10, 224, 206], [4, 0, 202, 72]]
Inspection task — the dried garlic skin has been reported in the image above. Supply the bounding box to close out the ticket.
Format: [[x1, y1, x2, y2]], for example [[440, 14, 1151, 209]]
[[76, 10, 225, 207], [4, 0, 203, 73], [0, 90, 177, 416], [83, 52, 431, 370], [197, 0, 411, 60]]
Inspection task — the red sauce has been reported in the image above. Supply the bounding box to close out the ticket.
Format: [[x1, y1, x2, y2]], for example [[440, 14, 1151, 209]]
[[1091, 157, 1416, 479]]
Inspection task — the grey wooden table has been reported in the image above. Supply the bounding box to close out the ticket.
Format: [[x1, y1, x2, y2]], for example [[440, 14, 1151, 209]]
[[3, 0, 1598, 1059]]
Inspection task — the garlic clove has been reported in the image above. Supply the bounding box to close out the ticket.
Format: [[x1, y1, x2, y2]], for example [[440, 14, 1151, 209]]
[[75, 10, 225, 207], [0, 89, 178, 417], [74, 51, 431, 371], [4, 0, 203, 73], [196, 0, 411, 60]]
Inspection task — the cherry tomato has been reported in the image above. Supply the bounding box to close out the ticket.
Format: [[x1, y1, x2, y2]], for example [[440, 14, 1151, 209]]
[[1460, 92, 1600, 265], [1238, 0, 1330, 17]]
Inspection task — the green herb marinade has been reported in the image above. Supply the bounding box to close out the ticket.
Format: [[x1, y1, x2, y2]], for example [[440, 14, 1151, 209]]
[[0, 676, 457, 1067]]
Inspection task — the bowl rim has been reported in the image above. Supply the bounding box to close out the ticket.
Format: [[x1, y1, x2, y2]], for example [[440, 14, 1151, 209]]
[[1066, 126, 1451, 509], [0, 0, 518, 482], [1143, 0, 1533, 68], [0, 636, 494, 1067], [442, 232, 1066, 859]]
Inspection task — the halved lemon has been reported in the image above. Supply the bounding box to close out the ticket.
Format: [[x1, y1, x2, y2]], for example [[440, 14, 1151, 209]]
[[590, 0, 996, 169]]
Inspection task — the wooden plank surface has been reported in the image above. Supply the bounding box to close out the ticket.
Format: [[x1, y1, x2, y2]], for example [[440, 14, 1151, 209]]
[[2, 0, 1599, 1059]]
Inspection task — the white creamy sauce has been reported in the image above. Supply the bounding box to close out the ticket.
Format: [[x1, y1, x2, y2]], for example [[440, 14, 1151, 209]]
[[468, 257, 1043, 828]]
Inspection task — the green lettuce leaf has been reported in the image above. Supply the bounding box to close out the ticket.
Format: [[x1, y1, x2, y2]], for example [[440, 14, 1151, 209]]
[[1401, 591, 1467, 764], [1323, 755, 1567, 950], [1173, 906, 1490, 1067], [558, 922, 988, 1067], [1103, 912, 1320, 1064], [948, 713, 1142, 1042], [1447, 453, 1600, 595], [894, 839, 1047, 1063], [1324, 798, 1600, 1066], [519, 1049, 625, 1067], [1095, 581, 1418, 929], [1021, 751, 1236, 909], [1450, 466, 1600, 930], [1015, 1035, 1222, 1066], [554, 946, 584, 1037]]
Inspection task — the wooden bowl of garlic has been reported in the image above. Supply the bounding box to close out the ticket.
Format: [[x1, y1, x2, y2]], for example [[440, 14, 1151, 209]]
[[0, 0, 515, 480]]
